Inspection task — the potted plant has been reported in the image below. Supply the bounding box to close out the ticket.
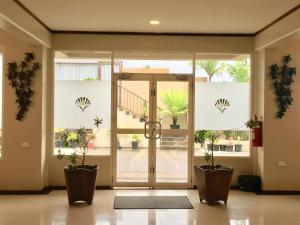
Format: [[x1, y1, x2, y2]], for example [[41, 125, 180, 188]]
[[140, 103, 148, 122], [87, 131, 95, 150], [56, 116, 102, 205], [194, 130, 234, 206], [160, 90, 188, 129], [245, 115, 259, 129], [226, 144, 234, 152], [131, 134, 141, 150], [234, 136, 242, 152]]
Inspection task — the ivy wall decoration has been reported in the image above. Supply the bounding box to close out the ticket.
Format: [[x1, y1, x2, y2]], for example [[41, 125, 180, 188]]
[[7, 52, 40, 121], [269, 54, 296, 118]]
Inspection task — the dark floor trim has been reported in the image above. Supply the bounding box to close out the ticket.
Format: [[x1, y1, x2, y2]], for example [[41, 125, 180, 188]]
[[0, 186, 111, 195], [257, 190, 300, 195], [48, 185, 111, 190], [0, 187, 51, 195], [0, 186, 299, 195]]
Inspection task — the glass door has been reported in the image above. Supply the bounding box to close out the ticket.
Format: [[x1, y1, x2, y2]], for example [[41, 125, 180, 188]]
[[112, 73, 193, 188], [153, 75, 193, 188], [112, 73, 154, 187]]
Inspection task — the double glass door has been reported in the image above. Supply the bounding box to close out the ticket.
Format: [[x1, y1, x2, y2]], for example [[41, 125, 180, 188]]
[[112, 73, 193, 188]]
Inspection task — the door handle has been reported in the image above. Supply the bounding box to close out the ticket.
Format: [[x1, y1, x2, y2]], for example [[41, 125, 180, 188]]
[[154, 122, 161, 139], [145, 121, 161, 139], [144, 121, 151, 139]]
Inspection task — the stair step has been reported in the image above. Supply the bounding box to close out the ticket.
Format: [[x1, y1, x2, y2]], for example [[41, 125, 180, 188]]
[[160, 142, 188, 146], [159, 146, 187, 150], [160, 137, 187, 142]]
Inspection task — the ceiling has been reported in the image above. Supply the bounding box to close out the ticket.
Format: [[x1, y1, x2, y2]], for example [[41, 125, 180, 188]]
[[19, 0, 300, 34]]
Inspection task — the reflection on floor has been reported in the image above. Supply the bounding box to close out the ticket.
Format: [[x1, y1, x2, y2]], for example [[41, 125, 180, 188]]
[[0, 189, 299, 225]]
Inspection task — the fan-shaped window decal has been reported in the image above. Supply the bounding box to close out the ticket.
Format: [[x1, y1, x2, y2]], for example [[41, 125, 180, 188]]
[[75, 97, 91, 112], [215, 98, 230, 113]]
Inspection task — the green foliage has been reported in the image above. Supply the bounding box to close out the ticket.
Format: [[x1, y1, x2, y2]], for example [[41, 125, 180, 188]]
[[269, 55, 296, 118], [227, 59, 250, 82], [245, 115, 259, 129], [94, 116, 103, 128], [196, 60, 225, 82], [204, 151, 212, 163], [82, 77, 97, 80], [56, 117, 102, 166], [194, 130, 207, 147], [131, 134, 142, 143], [194, 130, 220, 167], [7, 52, 40, 121], [160, 90, 188, 124], [223, 130, 234, 139]]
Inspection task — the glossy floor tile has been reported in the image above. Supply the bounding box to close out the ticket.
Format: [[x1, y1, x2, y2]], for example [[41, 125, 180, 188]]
[[0, 189, 299, 225]]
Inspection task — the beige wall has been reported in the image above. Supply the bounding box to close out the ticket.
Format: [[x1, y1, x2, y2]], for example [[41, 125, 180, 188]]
[[263, 39, 300, 190], [0, 31, 46, 190], [0, 29, 256, 189], [52, 34, 253, 53]]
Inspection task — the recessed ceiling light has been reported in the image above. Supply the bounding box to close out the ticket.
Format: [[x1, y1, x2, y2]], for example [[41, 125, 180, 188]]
[[149, 20, 160, 25]]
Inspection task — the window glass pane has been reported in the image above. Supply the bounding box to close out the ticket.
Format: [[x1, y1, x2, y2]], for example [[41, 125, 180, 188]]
[[194, 54, 251, 156], [54, 51, 111, 155], [116, 134, 149, 182], [114, 52, 193, 74]]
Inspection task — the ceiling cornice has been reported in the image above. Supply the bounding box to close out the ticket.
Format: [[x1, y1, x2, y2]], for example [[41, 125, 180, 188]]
[[11, 0, 300, 37], [51, 30, 254, 37], [255, 3, 300, 35]]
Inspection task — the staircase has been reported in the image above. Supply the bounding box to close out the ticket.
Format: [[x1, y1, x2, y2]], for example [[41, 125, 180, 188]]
[[159, 135, 188, 150], [118, 85, 149, 121], [118, 85, 187, 150]]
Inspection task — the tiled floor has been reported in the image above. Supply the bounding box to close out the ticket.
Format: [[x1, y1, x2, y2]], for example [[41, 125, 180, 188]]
[[0, 189, 299, 225]]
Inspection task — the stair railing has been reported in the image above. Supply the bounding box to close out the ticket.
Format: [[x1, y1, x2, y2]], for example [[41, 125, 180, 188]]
[[118, 85, 161, 121]]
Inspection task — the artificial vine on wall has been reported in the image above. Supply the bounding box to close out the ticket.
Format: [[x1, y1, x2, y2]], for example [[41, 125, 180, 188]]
[[7, 52, 40, 121], [269, 54, 296, 118]]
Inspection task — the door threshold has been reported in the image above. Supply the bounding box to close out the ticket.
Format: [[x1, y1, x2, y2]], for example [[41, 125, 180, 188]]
[[113, 187, 151, 190]]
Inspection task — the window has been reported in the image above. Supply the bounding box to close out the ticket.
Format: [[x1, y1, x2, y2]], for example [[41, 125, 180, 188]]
[[114, 51, 193, 74], [53, 51, 111, 155], [194, 54, 251, 156]]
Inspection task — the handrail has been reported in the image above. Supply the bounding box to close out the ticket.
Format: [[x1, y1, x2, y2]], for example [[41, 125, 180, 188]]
[[117, 85, 161, 120]]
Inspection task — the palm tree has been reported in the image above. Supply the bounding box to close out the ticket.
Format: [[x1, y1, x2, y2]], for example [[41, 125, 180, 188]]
[[196, 60, 224, 82], [226, 59, 250, 82], [160, 90, 188, 129]]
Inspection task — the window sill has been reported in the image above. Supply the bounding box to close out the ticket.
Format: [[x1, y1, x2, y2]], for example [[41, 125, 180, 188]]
[[53, 147, 111, 157], [194, 150, 250, 158]]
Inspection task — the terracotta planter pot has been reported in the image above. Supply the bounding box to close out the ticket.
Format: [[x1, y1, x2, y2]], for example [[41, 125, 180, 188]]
[[64, 165, 98, 205], [194, 165, 233, 205]]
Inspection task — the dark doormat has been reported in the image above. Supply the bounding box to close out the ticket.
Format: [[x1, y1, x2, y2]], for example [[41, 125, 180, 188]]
[[114, 196, 193, 209]]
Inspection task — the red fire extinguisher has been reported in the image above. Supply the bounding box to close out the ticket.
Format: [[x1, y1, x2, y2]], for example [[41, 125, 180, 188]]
[[252, 120, 262, 147]]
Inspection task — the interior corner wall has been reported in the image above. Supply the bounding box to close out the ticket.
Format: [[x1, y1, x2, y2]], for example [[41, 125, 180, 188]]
[[252, 49, 265, 189], [0, 30, 45, 190], [263, 39, 300, 190], [41, 46, 49, 188]]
